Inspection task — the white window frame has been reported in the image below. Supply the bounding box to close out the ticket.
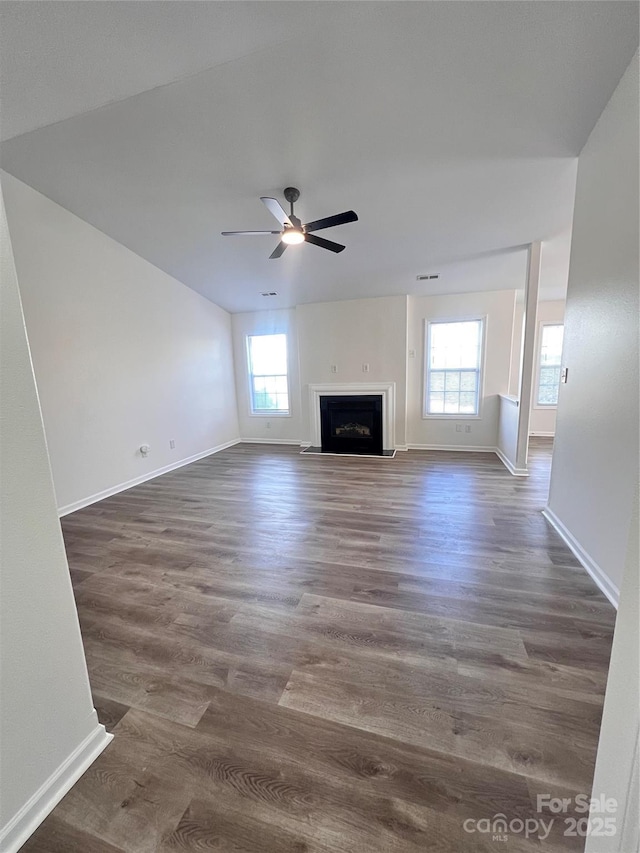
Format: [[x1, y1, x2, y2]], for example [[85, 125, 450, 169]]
[[246, 333, 291, 417], [534, 322, 564, 409], [423, 316, 486, 419]]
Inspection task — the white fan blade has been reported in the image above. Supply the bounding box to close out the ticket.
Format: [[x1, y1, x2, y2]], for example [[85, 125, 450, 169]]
[[260, 197, 293, 227]]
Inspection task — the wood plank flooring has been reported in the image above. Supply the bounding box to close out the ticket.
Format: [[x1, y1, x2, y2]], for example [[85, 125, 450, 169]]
[[22, 440, 616, 852]]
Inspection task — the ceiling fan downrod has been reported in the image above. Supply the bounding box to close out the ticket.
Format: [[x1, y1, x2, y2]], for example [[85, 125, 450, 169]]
[[283, 187, 301, 224]]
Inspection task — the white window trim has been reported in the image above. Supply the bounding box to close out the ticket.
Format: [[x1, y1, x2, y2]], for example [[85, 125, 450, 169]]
[[246, 333, 292, 418], [422, 315, 487, 419], [533, 321, 563, 410]]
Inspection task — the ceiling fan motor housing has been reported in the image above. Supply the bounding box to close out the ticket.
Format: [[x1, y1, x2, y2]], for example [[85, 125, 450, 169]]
[[283, 187, 300, 204]]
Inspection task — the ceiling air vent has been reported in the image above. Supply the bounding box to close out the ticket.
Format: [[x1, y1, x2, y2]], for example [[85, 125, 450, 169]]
[[417, 274, 439, 281], [260, 291, 278, 297]]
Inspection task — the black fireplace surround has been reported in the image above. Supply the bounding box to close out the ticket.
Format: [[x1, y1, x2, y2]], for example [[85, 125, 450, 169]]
[[320, 395, 383, 455]]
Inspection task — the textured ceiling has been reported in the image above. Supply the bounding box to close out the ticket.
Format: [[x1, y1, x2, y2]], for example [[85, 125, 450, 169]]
[[1, 2, 637, 312], [0, 1, 352, 141]]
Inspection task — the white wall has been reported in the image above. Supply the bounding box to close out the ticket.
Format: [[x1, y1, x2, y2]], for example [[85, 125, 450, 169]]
[[586, 486, 639, 852], [234, 291, 522, 453], [2, 173, 240, 513], [407, 290, 516, 449], [497, 395, 520, 473], [232, 308, 302, 443], [547, 52, 639, 598], [530, 300, 565, 435], [296, 296, 408, 447], [0, 189, 110, 852]]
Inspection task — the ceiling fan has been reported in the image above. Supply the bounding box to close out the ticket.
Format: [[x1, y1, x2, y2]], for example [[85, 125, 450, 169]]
[[222, 187, 358, 259]]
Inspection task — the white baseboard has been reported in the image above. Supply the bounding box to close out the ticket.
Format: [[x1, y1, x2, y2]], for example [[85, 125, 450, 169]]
[[404, 444, 529, 477], [239, 438, 301, 446], [407, 443, 497, 453], [495, 447, 529, 477], [0, 723, 112, 853], [542, 507, 620, 608], [395, 444, 409, 452], [58, 438, 241, 516]]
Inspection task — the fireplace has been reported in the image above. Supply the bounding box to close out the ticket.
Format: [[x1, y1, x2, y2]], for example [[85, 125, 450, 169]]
[[320, 395, 383, 455], [307, 382, 397, 455]]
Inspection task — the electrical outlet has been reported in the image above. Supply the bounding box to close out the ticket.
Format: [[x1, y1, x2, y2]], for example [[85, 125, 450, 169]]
[[362, 363, 369, 373], [465, 424, 471, 433], [169, 439, 175, 449], [455, 424, 462, 433], [266, 421, 271, 429], [330, 364, 337, 374], [408, 349, 416, 359]]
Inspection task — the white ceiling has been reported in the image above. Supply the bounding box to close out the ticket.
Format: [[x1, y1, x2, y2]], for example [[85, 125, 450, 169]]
[[0, 1, 352, 142], [1, 2, 637, 312]]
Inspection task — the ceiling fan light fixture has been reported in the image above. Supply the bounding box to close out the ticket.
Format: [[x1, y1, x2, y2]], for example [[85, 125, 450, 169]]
[[281, 228, 305, 245]]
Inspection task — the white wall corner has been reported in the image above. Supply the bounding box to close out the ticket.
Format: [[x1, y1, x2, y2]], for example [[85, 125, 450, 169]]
[[616, 729, 639, 853], [495, 447, 529, 477], [542, 507, 620, 608], [0, 723, 112, 853]]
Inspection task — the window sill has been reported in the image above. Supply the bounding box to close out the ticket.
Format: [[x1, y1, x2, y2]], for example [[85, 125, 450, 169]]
[[248, 411, 292, 418], [422, 413, 482, 420], [533, 404, 558, 411]]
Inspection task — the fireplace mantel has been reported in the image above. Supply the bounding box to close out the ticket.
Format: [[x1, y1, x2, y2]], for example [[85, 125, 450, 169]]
[[308, 382, 396, 451]]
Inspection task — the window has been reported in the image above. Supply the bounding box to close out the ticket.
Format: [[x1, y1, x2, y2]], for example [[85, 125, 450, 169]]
[[536, 324, 564, 406], [425, 319, 483, 416], [247, 333, 290, 414]]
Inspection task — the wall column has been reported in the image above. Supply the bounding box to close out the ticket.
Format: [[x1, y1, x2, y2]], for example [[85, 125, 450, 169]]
[[515, 241, 541, 472]]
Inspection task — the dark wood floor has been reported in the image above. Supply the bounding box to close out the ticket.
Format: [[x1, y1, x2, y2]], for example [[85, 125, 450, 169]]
[[23, 440, 616, 852]]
